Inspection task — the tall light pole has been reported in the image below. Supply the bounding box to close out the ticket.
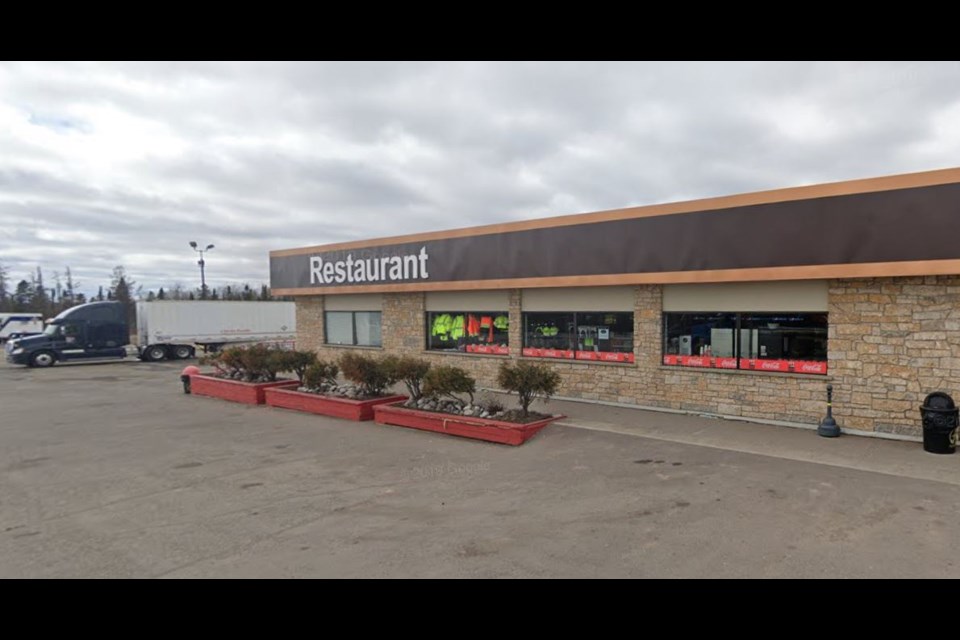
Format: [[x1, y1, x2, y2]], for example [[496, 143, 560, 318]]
[[189, 241, 215, 299]]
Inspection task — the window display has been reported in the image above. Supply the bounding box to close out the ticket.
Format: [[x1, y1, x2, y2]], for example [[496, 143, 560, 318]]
[[662, 312, 827, 374], [522, 312, 634, 362], [426, 311, 509, 354]]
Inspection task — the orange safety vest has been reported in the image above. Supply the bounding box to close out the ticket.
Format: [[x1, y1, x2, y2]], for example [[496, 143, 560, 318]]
[[467, 314, 481, 337]]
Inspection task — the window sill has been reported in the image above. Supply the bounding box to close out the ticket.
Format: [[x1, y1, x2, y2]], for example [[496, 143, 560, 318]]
[[659, 365, 832, 381], [323, 343, 383, 351]]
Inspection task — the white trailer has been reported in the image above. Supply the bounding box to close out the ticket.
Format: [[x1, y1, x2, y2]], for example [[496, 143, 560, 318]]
[[135, 301, 296, 361], [0, 313, 44, 344]]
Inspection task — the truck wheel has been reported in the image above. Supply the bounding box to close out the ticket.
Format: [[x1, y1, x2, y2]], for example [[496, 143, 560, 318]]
[[30, 351, 56, 368], [143, 345, 167, 362], [173, 345, 193, 360]]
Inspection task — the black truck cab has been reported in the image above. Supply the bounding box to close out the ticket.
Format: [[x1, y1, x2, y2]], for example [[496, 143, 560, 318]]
[[5, 301, 129, 367]]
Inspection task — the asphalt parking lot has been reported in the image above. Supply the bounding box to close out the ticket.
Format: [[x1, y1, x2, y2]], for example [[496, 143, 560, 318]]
[[2, 358, 960, 578]]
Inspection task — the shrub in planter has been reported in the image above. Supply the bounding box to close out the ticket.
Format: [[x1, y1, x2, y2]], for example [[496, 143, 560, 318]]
[[302, 359, 339, 389], [199, 344, 292, 382], [266, 355, 404, 421], [275, 350, 318, 384], [193, 345, 299, 405], [201, 347, 244, 378], [497, 361, 561, 418], [237, 344, 287, 382], [338, 352, 398, 398], [422, 365, 475, 409], [382, 355, 430, 404], [373, 371, 563, 445]]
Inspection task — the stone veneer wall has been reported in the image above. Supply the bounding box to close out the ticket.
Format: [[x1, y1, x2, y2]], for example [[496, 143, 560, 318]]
[[295, 296, 325, 354], [827, 276, 960, 436], [295, 275, 960, 438]]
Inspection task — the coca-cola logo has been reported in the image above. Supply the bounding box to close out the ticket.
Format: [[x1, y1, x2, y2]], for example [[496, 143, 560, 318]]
[[799, 362, 826, 373]]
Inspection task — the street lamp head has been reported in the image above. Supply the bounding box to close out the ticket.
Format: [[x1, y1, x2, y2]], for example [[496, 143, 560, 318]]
[[206, 244, 215, 251], [189, 241, 197, 249]]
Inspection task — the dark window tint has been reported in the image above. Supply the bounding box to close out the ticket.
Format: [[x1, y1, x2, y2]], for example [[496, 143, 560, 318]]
[[523, 312, 634, 362], [662, 312, 827, 374]]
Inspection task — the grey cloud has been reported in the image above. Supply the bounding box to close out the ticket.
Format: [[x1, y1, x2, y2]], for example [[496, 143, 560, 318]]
[[2, 61, 960, 295]]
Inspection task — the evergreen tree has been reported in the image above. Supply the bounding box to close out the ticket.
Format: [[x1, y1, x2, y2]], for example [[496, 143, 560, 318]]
[[31, 267, 49, 315], [96, 285, 105, 302], [64, 267, 77, 309], [14, 280, 32, 311], [0, 262, 9, 311], [157, 287, 166, 300], [110, 266, 136, 331]]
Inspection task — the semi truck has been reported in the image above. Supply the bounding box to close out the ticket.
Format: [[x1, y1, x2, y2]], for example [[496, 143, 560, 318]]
[[0, 313, 44, 344], [5, 300, 296, 367]]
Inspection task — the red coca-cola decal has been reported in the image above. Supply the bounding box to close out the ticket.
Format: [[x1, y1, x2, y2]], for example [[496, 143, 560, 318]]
[[753, 359, 790, 372], [522, 348, 541, 357], [663, 355, 678, 365], [715, 357, 738, 369], [680, 356, 711, 367], [791, 360, 827, 374]]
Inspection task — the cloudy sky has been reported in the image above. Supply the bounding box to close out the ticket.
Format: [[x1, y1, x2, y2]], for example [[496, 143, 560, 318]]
[[2, 61, 959, 296]]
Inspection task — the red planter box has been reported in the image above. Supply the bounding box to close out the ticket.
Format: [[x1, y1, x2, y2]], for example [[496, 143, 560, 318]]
[[373, 403, 565, 446], [190, 375, 299, 405], [264, 387, 407, 421]]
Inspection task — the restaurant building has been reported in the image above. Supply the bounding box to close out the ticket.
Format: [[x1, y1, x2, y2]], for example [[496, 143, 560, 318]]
[[271, 168, 960, 439]]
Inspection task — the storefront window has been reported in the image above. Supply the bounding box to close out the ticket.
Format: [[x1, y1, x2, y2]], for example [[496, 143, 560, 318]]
[[662, 312, 827, 374], [325, 311, 382, 347], [426, 311, 509, 355], [522, 312, 634, 362]]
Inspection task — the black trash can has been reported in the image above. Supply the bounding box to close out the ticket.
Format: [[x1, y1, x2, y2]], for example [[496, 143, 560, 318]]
[[919, 392, 959, 454]]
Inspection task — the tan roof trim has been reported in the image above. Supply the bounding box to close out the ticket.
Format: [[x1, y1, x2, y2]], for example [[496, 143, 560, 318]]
[[272, 258, 960, 295], [271, 166, 960, 258]]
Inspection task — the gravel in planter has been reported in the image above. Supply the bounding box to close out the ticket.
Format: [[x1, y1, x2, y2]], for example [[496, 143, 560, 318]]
[[213, 371, 283, 383], [297, 381, 391, 401], [400, 396, 551, 424]]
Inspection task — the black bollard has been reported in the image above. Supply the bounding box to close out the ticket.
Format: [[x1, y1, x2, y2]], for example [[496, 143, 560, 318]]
[[818, 383, 840, 437], [181, 374, 192, 394]]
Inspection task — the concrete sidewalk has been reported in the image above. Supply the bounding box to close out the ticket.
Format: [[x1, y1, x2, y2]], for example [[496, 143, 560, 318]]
[[494, 393, 960, 487]]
